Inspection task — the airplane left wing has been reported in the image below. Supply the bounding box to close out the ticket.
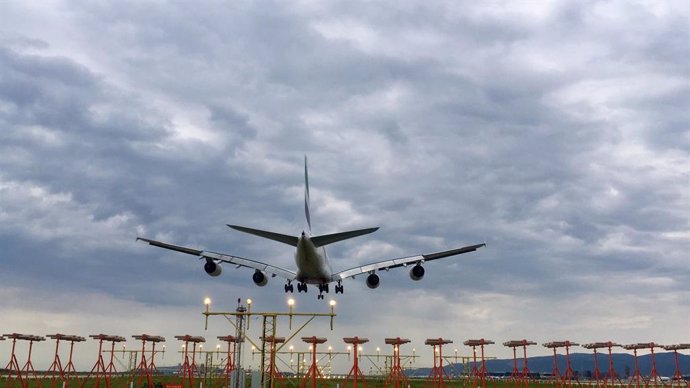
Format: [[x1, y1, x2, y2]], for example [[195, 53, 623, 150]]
[[330, 242, 486, 281], [136, 237, 297, 280]]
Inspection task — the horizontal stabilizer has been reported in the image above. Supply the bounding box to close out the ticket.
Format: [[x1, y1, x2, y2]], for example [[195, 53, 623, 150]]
[[227, 224, 299, 247], [311, 227, 379, 247]]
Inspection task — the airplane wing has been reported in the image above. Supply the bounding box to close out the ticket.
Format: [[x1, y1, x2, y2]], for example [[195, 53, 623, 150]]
[[136, 237, 297, 280], [330, 242, 486, 281]]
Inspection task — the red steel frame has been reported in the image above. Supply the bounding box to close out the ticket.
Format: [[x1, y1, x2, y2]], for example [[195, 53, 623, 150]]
[[218, 336, 240, 387], [426, 338, 453, 388], [299, 337, 328, 388], [81, 334, 126, 388], [662, 344, 690, 386], [46, 334, 86, 388], [624, 343, 663, 388], [465, 339, 494, 388], [261, 336, 286, 388], [384, 338, 411, 388], [131, 335, 165, 388], [175, 335, 205, 388], [583, 342, 622, 388], [503, 340, 536, 388], [342, 337, 369, 388], [3, 333, 46, 388], [543, 341, 580, 388]]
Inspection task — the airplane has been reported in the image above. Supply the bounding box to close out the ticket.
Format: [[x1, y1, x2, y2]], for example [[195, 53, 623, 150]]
[[137, 156, 486, 299]]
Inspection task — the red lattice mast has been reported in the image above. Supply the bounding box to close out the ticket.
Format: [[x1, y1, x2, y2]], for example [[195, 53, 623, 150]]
[[384, 337, 411, 388], [175, 335, 205, 388], [342, 337, 369, 388], [46, 334, 86, 388], [299, 337, 327, 388], [426, 338, 452, 388], [465, 339, 494, 388], [543, 341, 579, 388], [4, 333, 46, 388], [81, 334, 126, 388]]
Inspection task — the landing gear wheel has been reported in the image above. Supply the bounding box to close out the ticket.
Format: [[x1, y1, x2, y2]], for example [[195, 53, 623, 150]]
[[335, 282, 344, 294], [284, 283, 294, 293], [297, 282, 307, 293], [317, 294, 324, 300]]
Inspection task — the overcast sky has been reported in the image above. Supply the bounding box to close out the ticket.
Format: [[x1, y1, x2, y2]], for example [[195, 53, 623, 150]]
[[0, 0, 688, 373]]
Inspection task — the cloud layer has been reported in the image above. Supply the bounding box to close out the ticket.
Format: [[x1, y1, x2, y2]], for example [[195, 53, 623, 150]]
[[0, 0, 688, 372]]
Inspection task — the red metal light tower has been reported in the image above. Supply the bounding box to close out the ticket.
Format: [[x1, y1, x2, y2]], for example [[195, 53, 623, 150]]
[[299, 337, 328, 388], [3, 333, 46, 388], [543, 341, 579, 388], [131, 335, 165, 388], [582, 342, 621, 388], [81, 334, 126, 388], [662, 344, 690, 386], [384, 337, 411, 388], [261, 336, 286, 388], [503, 340, 537, 388], [217, 335, 241, 387], [426, 338, 453, 388], [465, 339, 495, 388], [342, 337, 369, 388], [46, 334, 86, 388], [175, 335, 206, 388], [624, 343, 662, 388]]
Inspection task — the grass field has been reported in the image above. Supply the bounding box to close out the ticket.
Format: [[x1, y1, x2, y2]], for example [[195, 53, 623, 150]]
[[0, 375, 684, 388]]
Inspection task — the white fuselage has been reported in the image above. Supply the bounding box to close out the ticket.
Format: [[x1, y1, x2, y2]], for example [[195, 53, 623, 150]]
[[295, 232, 332, 284]]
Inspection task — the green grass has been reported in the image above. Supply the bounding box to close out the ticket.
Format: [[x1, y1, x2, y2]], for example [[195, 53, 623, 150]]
[[0, 376, 560, 388]]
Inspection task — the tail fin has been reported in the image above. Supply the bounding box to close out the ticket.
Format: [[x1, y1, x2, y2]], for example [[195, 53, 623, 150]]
[[304, 155, 311, 232]]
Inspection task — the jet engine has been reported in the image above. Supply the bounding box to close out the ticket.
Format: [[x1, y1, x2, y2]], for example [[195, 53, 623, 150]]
[[204, 259, 222, 277], [409, 264, 425, 281], [366, 273, 380, 289], [252, 270, 268, 287]]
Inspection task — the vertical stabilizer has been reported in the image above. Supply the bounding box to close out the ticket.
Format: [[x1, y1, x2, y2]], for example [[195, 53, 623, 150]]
[[304, 155, 311, 232]]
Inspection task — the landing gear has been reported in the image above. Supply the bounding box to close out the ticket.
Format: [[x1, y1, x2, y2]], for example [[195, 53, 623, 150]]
[[335, 281, 344, 294], [297, 282, 308, 293], [284, 281, 294, 293], [317, 283, 329, 300]]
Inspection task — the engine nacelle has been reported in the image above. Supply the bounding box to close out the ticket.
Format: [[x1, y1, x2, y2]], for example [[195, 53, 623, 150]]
[[409, 264, 425, 281], [204, 259, 222, 277], [366, 273, 380, 289], [252, 270, 268, 287]]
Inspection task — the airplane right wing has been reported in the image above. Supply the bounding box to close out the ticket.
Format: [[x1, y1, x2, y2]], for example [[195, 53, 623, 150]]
[[330, 242, 486, 281], [136, 237, 297, 280]]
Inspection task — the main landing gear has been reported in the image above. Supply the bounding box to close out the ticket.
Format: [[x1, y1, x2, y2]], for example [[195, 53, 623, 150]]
[[286, 281, 343, 299], [317, 283, 329, 300], [286, 281, 309, 293]]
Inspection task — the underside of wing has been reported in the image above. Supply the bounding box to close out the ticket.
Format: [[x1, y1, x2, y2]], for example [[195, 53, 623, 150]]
[[136, 237, 296, 280], [331, 242, 486, 281]]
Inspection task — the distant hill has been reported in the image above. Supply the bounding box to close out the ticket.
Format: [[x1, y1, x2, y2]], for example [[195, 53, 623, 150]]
[[410, 352, 689, 378]]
